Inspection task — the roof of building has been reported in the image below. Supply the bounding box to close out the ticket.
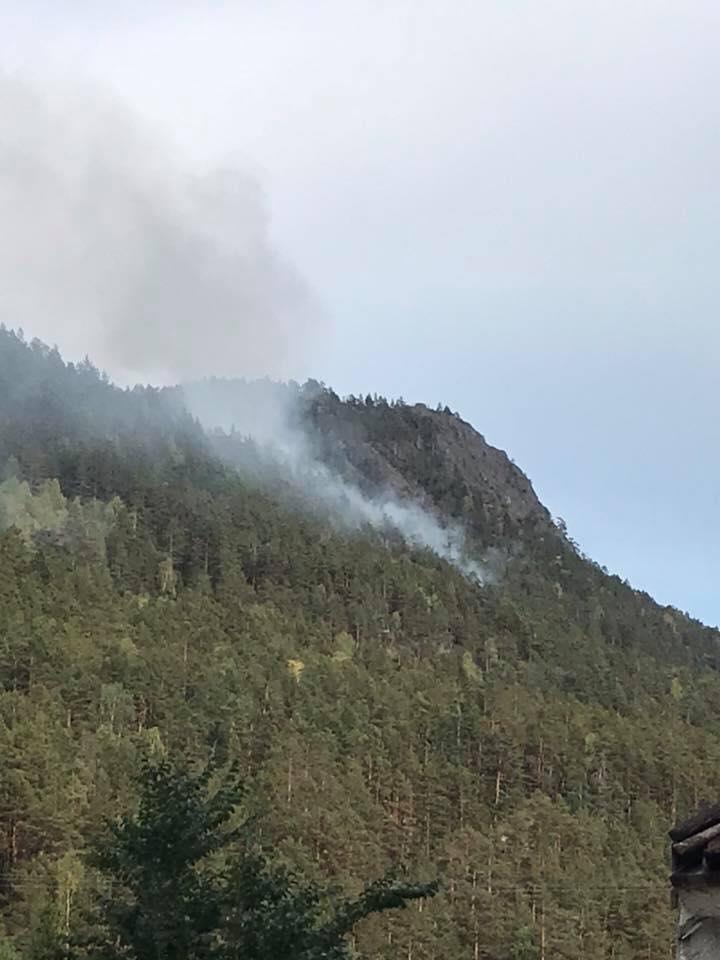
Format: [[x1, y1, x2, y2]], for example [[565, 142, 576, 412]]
[[671, 805, 720, 888]]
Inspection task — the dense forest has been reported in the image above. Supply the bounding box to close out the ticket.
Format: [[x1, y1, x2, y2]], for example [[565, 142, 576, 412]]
[[1, 326, 718, 958]]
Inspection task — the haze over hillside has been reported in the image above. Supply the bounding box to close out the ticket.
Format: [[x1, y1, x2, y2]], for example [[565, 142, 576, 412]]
[[1, 4, 718, 625]]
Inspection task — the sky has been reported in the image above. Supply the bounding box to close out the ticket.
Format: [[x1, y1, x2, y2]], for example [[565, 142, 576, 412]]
[[1, 1, 719, 624]]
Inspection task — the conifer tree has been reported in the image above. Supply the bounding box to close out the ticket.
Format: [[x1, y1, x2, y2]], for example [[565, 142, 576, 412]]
[[84, 759, 437, 960]]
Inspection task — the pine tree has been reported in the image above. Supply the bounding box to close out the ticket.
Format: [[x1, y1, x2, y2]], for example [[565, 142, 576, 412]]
[[84, 759, 437, 960]]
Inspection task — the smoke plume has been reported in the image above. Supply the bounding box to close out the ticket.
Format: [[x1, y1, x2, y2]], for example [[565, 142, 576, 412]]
[[182, 379, 490, 583], [0, 72, 319, 383], [1, 70, 487, 581]]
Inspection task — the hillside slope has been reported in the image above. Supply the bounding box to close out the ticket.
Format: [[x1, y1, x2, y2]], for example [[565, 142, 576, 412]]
[[0, 327, 718, 958]]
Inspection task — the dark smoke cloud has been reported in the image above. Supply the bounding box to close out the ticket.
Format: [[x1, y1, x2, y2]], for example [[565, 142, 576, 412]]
[[0, 72, 321, 382]]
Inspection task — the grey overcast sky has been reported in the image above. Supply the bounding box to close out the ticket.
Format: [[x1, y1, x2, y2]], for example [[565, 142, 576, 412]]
[[1, 1, 719, 624]]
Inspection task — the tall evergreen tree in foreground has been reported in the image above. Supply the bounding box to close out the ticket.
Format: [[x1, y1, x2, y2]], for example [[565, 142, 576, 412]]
[[81, 759, 437, 960]]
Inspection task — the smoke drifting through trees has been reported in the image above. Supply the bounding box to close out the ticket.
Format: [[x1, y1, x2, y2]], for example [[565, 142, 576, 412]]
[[0, 72, 485, 579], [181, 378, 490, 582]]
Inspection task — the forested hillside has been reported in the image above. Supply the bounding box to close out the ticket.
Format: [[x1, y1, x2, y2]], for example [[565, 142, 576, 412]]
[[1, 326, 718, 958]]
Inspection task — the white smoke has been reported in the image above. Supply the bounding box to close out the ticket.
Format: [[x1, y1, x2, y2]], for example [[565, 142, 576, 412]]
[[291, 461, 488, 581], [0, 70, 486, 581], [0, 72, 321, 384], [182, 380, 489, 583]]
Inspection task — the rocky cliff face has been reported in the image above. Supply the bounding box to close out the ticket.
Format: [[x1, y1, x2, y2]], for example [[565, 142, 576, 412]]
[[304, 391, 551, 540]]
